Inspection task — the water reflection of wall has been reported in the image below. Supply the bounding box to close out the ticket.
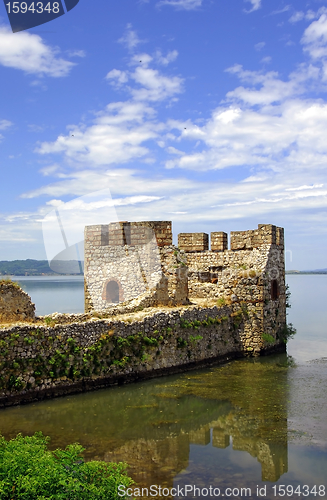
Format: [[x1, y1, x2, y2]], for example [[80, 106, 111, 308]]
[[0, 355, 289, 489], [104, 411, 287, 489], [103, 357, 289, 488]]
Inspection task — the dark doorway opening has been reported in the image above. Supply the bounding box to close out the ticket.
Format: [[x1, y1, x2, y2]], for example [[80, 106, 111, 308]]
[[106, 281, 120, 303], [271, 280, 279, 300]]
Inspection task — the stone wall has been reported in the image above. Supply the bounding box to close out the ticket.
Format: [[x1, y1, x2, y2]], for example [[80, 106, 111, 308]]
[[0, 302, 285, 407], [84, 220, 188, 312], [0, 281, 35, 323], [84, 222, 285, 334], [181, 224, 286, 343]]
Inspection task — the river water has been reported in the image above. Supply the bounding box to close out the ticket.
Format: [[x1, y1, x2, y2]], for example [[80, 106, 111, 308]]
[[0, 275, 326, 499]]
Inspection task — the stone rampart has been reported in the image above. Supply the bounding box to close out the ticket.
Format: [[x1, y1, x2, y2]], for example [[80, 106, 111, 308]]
[[0, 303, 286, 407]]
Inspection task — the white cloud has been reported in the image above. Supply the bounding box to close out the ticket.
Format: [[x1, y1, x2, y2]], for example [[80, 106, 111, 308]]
[[24, 17, 327, 234], [157, 0, 202, 10], [244, 0, 261, 13], [131, 66, 183, 101], [67, 50, 86, 58], [289, 11, 305, 23], [118, 25, 144, 51], [155, 50, 179, 65], [254, 42, 265, 51], [163, 18, 327, 179], [35, 50, 184, 167], [0, 119, 12, 141], [36, 101, 159, 166], [270, 5, 290, 15], [106, 69, 129, 86], [0, 119, 12, 130], [0, 26, 75, 77], [301, 13, 327, 59]]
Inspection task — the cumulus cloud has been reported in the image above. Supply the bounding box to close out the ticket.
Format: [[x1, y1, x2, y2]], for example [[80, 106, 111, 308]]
[[36, 101, 159, 166], [131, 66, 183, 101], [28, 17, 327, 230], [35, 49, 184, 167], [301, 13, 327, 59], [0, 26, 75, 77], [106, 69, 129, 87], [157, 0, 203, 10]]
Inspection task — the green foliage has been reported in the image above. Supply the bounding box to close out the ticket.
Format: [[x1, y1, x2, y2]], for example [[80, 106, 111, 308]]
[[0, 278, 22, 289], [285, 284, 291, 309], [0, 432, 133, 499], [217, 297, 226, 307], [177, 337, 188, 348], [262, 333, 275, 344], [189, 335, 203, 344], [277, 323, 297, 344], [180, 316, 223, 329]]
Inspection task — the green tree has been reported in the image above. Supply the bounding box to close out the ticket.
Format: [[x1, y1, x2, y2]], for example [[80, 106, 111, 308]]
[[0, 432, 133, 499]]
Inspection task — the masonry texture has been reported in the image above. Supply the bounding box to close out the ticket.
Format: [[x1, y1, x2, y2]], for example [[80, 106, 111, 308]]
[[85, 221, 286, 343], [0, 281, 35, 323], [0, 221, 287, 406], [0, 302, 286, 407]]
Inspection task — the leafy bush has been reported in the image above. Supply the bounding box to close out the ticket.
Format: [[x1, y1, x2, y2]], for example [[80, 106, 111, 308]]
[[277, 323, 297, 343], [262, 333, 275, 344], [0, 432, 133, 500]]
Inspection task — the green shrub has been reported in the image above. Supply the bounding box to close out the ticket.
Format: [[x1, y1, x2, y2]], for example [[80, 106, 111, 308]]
[[262, 333, 275, 344], [0, 432, 133, 499], [277, 323, 297, 343]]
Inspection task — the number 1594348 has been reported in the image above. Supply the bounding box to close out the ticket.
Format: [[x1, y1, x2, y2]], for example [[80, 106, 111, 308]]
[[5, 2, 60, 13]]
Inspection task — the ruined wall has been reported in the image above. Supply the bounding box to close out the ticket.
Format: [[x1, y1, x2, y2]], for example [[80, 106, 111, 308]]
[[0, 281, 35, 323], [0, 302, 285, 407], [84, 221, 188, 312], [179, 224, 286, 342]]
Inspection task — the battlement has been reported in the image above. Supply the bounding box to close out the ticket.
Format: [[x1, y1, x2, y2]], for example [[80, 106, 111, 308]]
[[179, 224, 284, 252], [230, 224, 284, 251], [85, 222, 284, 252], [85, 221, 172, 248]]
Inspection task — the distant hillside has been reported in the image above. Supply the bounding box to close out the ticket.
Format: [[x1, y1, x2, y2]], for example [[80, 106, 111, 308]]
[[286, 269, 327, 274], [0, 260, 83, 276]]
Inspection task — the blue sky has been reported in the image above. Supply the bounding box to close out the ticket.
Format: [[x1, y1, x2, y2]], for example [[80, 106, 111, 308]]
[[1, 0, 327, 269]]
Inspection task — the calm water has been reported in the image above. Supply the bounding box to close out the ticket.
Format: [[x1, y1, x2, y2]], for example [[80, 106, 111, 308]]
[[1, 275, 326, 499], [12, 275, 85, 316]]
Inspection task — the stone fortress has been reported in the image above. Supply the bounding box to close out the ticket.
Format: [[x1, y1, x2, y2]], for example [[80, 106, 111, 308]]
[[84, 221, 286, 349], [0, 220, 287, 409]]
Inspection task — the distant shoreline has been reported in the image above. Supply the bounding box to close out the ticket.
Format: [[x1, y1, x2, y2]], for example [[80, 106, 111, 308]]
[[286, 271, 327, 275], [0, 260, 83, 277]]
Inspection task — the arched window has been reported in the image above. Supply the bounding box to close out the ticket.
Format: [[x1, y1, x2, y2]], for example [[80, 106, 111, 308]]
[[106, 281, 120, 303], [271, 279, 279, 300]]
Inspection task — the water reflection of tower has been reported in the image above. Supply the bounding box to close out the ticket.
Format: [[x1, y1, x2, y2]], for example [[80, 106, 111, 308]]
[[104, 356, 289, 487]]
